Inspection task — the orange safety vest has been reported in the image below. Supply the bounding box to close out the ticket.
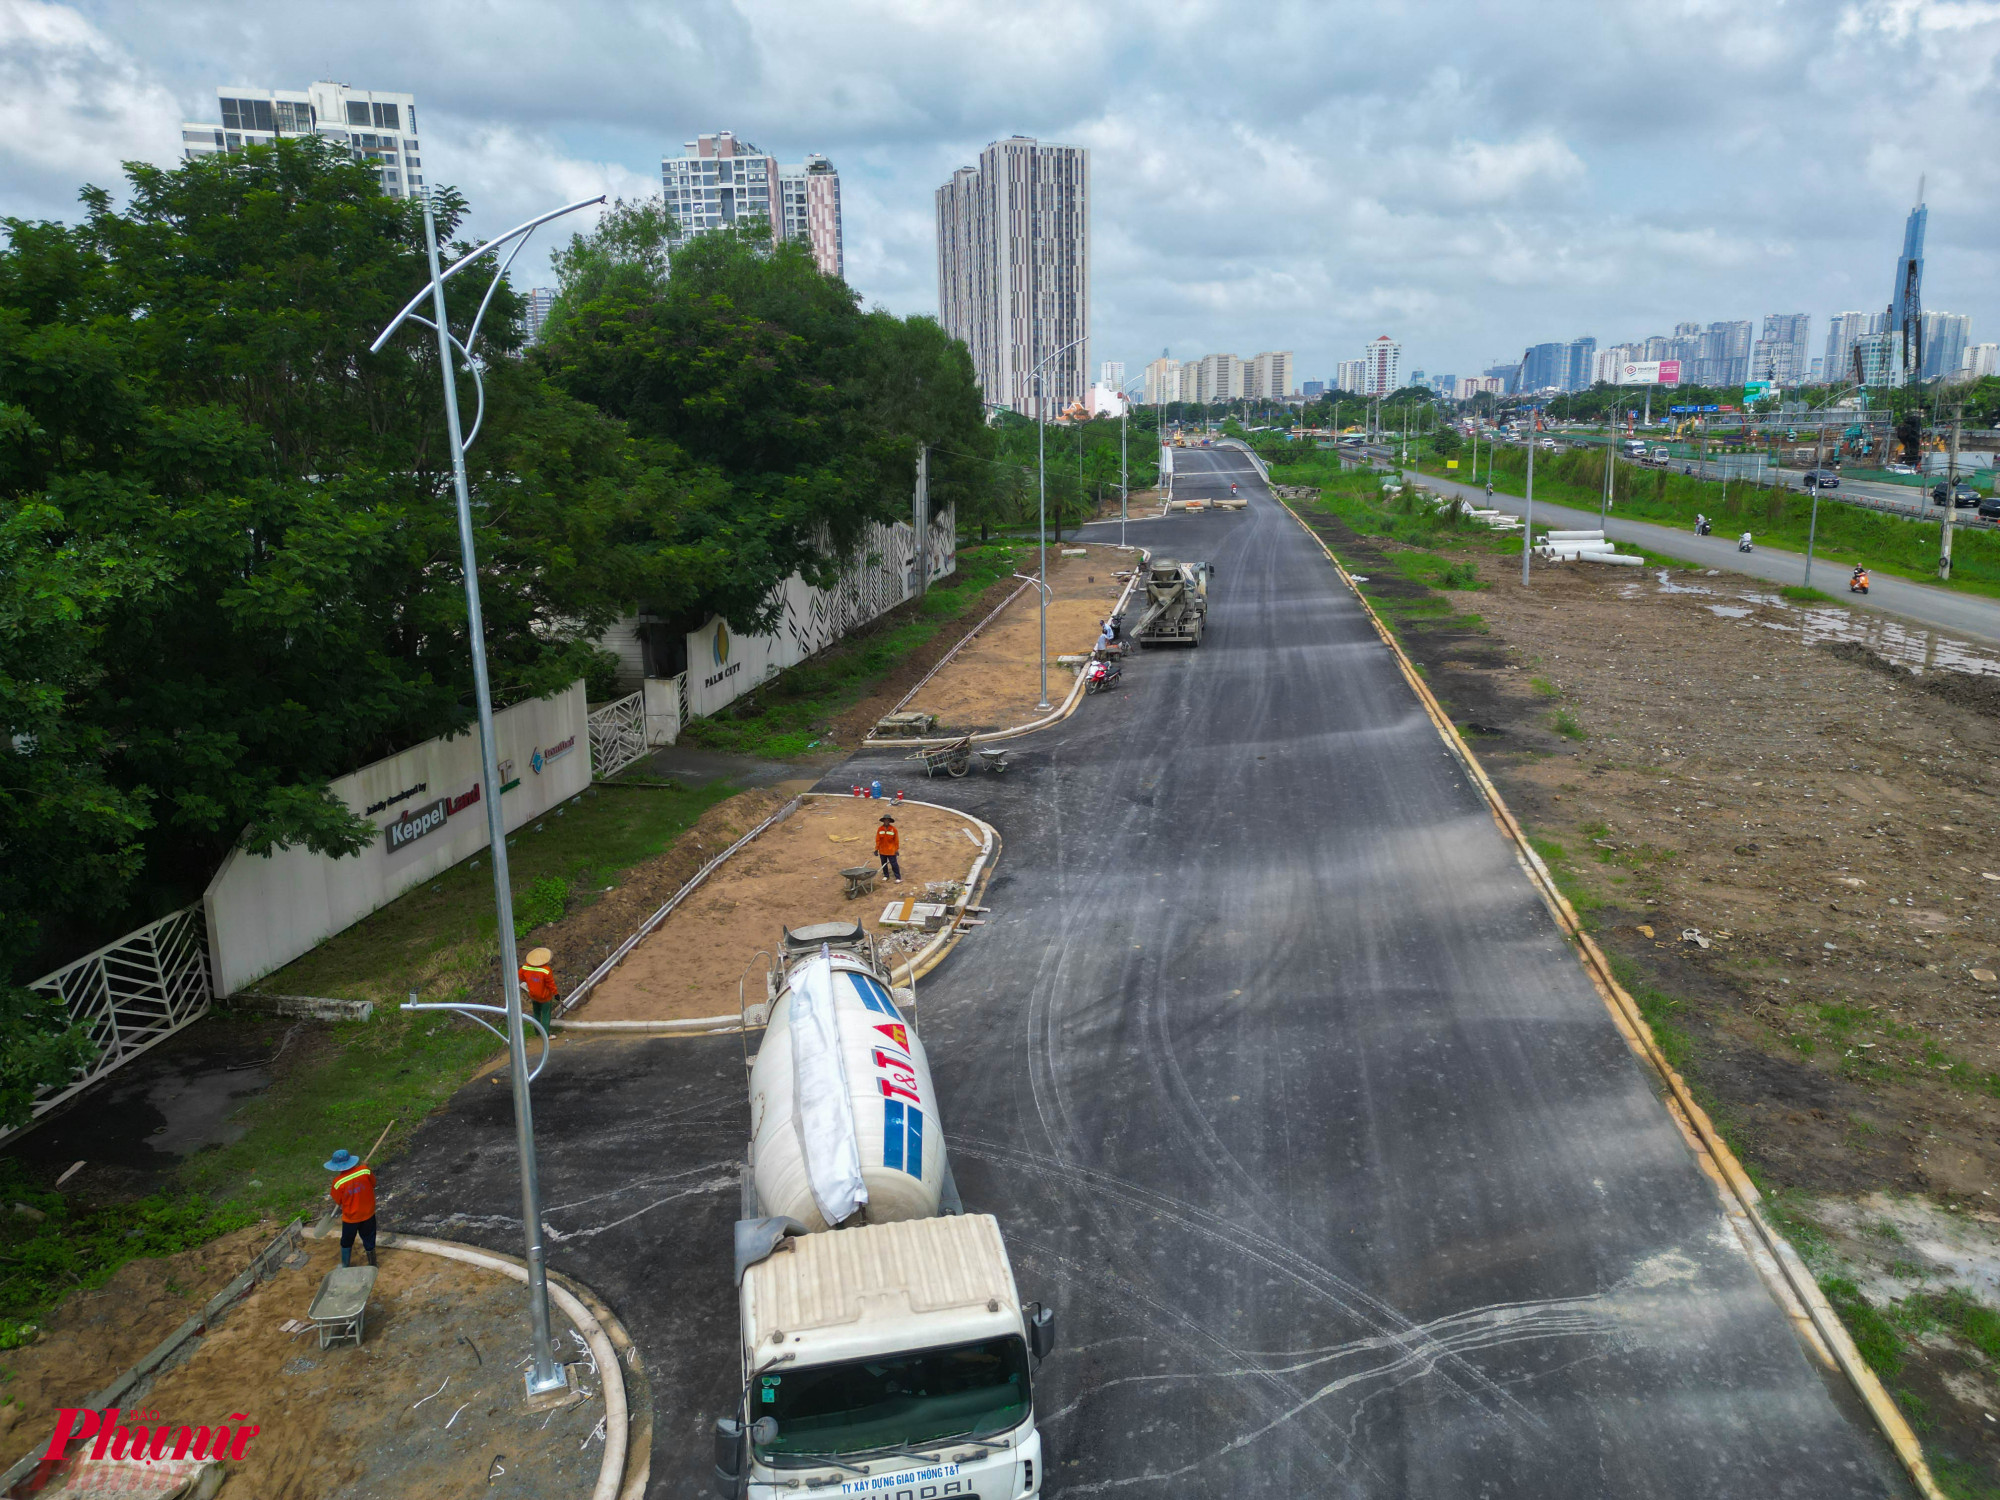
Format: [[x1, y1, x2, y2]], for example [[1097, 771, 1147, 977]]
[[519, 964, 558, 1003], [875, 825, 900, 857], [330, 1164, 376, 1223]]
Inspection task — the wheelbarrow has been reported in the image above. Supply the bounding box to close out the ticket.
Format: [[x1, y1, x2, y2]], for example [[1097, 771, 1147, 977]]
[[976, 748, 1010, 774], [840, 864, 879, 900], [307, 1264, 378, 1349], [912, 736, 974, 778]]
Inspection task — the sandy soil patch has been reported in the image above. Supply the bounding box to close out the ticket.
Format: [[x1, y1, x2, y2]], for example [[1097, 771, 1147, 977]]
[[3, 1235, 606, 1499], [1097, 487, 1167, 521], [571, 797, 983, 1023], [0, 1223, 277, 1448], [906, 547, 1137, 732]]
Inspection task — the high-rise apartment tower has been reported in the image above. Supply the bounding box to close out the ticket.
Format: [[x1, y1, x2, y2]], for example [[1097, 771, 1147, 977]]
[[936, 136, 1091, 417], [181, 83, 422, 198], [662, 132, 844, 279]]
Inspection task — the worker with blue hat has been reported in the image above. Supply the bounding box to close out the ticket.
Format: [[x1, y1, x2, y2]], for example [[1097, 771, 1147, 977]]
[[325, 1148, 378, 1267]]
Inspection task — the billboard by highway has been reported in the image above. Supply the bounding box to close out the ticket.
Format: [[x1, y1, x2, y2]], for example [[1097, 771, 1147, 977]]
[[1618, 360, 1681, 385]]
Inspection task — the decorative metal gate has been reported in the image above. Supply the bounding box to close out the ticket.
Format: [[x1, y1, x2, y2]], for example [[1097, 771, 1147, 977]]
[[588, 690, 649, 780], [19, 904, 213, 1131]]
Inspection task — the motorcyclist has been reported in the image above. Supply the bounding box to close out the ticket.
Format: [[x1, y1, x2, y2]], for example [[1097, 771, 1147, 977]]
[[1850, 565, 1870, 594], [1738, 532, 1753, 553], [1230, 483, 1239, 496], [1694, 513, 1710, 536]]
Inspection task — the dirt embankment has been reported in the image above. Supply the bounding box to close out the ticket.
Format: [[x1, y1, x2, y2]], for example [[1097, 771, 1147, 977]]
[[572, 796, 984, 1023]]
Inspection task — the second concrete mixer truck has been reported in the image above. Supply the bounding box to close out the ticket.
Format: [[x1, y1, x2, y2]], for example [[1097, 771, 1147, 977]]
[[711, 921, 1055, 1500]]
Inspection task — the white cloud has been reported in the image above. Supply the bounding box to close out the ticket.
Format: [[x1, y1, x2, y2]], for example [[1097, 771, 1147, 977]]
[[10, 0, 2000, 381]]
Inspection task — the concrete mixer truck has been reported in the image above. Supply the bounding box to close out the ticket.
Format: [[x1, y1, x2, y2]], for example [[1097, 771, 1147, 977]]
[[711, 921, 1055, 1500]]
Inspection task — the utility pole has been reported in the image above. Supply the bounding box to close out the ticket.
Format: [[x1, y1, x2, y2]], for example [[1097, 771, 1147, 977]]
[[913, 445, 929, 598], [1119, 403, 1128, 549], [1600, 425, 1614, 525], [1941, 404, 1962, 580], [1522, 408, 1537, 587]]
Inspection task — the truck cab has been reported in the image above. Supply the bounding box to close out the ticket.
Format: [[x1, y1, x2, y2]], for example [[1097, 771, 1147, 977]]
[[716, 1215, 1052, 1498]]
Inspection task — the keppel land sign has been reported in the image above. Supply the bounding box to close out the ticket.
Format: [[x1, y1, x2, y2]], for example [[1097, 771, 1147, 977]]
[[1618, 360, 1681, 386]]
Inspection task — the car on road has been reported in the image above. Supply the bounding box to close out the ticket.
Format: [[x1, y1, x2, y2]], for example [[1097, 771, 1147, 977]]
[[1979, 494, 2000, 521], [1801, 469, 1840, 488], [1930, 481, 1981, 508], [1886, 462, 1918, 476]]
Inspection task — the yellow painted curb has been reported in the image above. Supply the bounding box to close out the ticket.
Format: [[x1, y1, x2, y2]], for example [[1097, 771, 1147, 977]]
[[1276, 495, 1945, 1500]]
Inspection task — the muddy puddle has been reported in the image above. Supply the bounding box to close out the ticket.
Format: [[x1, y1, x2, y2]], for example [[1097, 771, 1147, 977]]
[[1627, 569, 2000, 679]]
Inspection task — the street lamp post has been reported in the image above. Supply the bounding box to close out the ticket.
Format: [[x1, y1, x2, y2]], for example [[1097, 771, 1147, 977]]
[[1032, 335, 1088, 713], [371, 189, 605, 1400], [1523, 407, 1538, 588]]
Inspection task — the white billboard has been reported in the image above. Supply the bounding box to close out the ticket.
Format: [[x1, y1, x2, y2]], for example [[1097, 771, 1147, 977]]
[[1617, 360, 1682, 386]]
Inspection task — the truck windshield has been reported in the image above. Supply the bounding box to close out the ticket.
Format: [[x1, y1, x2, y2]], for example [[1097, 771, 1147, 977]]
[[754, 1335, 1031, 1463]]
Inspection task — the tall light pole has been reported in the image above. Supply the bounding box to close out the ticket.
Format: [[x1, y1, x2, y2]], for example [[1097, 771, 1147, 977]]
[[1032, 334, 1088, 713], [1522, 405, 1538, 587], [371, 189, 604, 1400]]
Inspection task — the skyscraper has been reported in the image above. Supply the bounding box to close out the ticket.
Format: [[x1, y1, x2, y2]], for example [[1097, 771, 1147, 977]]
[[662, 133, 844, 278], [935, 136, 1090, 417], [1197, 353, 1245, 402], [1890, 189, 1927, 366], [521, 287, 555, 345], [1248, 351, 1294, 401], [1751, 313, 1811, 385], [180, 83, 423, 198], [1362, 336, 1400, 396], [1823, 312, 1881, 388], [1100, 361, 1126, 393], [1335, 359, 1367, 394], [1918, 311, 1970, 382], [1143, 357, 1182, 405]]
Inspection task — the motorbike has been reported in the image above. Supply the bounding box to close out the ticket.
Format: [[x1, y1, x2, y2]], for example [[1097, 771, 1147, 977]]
[[1850, 569, 1870, 595], [1737, 533, 1754, 553], [1694, 517, 1711, 536], [1084, 659, 1122, 694], [1230, 484, 1239, 496]]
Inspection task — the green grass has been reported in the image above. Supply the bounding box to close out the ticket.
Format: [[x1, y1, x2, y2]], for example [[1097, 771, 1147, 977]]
[[1605, 951, 1697, 1076], [0, 1166, 255, 1342], [1551, 708, 1587, 741], [1822, 1276, 1907, 1377], [1457, 445, 2000, 600], [1780, 585, 1833, 603], [265, 780, 735, 1004], [682, 543, 1031, 758], [1529, 676, 1561, 699], [178, 1004, 508, 1218]]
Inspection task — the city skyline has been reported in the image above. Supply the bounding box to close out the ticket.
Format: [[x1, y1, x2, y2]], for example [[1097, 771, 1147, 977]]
[[7, 3, 1997, 388]]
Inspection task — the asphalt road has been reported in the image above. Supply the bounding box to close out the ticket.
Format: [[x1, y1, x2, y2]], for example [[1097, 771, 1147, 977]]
[[383, 448, 1906, 1497], [1407, 460, 2000, 647]]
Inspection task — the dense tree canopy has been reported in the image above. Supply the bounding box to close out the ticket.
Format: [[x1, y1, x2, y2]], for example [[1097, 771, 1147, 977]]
[[0, 151, 998, 1121]]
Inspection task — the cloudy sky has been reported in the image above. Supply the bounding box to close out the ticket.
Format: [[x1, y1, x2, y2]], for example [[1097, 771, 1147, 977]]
[[8, 0, 1998, 385]]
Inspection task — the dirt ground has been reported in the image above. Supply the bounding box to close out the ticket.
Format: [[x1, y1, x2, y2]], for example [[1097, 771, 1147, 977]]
[[0, 1223, 277, 1450], [571, 796, 984, 1023], [1296, 501, 2000, 1480], [905, 546, 1137, 732], [2, 1234, 607, 1498], [1096, 487, 1168, 521]]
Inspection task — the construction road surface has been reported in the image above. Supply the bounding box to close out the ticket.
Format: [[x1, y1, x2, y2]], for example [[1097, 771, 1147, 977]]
[[384, 446, 1910, 1497]]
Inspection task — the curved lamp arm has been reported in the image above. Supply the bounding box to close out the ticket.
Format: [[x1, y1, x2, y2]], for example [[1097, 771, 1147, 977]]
[[402, 1001, 552, 1081]]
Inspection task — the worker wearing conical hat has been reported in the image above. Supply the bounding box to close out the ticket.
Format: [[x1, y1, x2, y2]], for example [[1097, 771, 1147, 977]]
[[519, 946, 558, 1032]]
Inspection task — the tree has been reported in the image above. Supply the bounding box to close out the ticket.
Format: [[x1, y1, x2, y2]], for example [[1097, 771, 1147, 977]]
[[0, 137, 677, 980]]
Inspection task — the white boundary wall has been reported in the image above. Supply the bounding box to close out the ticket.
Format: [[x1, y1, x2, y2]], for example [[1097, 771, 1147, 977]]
[[603, 505, 957, 709], [203, 682, 590, 997]]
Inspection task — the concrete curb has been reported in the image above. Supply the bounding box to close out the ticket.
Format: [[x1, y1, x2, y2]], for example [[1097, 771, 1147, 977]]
[[1276, 494, 1946, 1500], [864, 544, 1148, 751], [555, 792, 1001, 1035], [299, 1225, 641, 1500]]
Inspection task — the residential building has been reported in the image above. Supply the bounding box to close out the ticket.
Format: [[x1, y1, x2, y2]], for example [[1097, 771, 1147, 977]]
[[1483, 362, 1521, 394], [1427, 372, 1457, 397], [1692, 321, 1751, 387], [1302, 380, 1326, 400], [180, 83, 422, 198], [1335, 359, 1367, 394], [1919, 311, 1970, 382], [1565, 340, 1595, 393], [663, 133, 844, 278], [1143, 357, 1183, 405], [1100, 361, 1126, 394], [1823, 311, 1882, 388], [521, 287, 554, 345], [1198, 353, 1245, 403], [935, 136, 1090, 418], [1362, 336, 1400, 396], [1961, 343, 1999, 380], [1519, 339, 1593, 393], [1248, 351, 1294, 401], [1751, 313, 1811, 386]]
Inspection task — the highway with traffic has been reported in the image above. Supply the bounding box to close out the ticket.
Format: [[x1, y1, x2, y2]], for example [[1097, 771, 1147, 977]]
[[378, 447, 1915, 1495]]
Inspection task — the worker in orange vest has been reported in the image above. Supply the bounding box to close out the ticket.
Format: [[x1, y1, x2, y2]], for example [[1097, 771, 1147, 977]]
[[520, 946, 559, 1032], [875, 814, 902, 884], [324, 1149, 377, 1267]]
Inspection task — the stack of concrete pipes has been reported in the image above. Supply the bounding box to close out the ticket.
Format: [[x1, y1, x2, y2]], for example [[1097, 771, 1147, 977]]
[[1532, 528, 1642, 566]]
